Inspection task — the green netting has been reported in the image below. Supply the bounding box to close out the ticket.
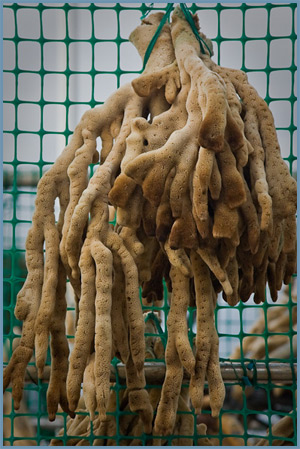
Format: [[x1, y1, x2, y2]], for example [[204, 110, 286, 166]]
[[3, 2, 297, 446]]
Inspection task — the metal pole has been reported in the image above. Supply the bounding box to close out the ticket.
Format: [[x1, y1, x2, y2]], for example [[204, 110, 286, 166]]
[[22, 362, 297, 385]]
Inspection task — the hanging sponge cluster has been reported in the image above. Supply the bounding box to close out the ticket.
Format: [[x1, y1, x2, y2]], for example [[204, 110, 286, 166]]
[[4, 6, 296, 439]]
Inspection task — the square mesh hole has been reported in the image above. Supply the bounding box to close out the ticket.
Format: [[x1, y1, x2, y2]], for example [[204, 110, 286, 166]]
[[269, 70, 292, 99], [69, 2, 92, 7], [42, 164, 55, 176], [95, 42, 118, 72], [94, 74, 117, 102], [246, 387, 268, 411], [270, 6, 293, 37], [120, 42, 142, 71], [220, 9, 243, 38], [16, 164, 40, 191], [120, 73, 138, 86], [68, 104, 90, 132], [196, 2, 218, 6], [3, 194, 14, 221], [3, 133, 15, 163], [43, 104, 66, 132], [219, 336, 240, 358], [221, 3, 242, 7], [18, 41, 41, 71], [17, 133, 40, 163], [219, 413, 244, 445], [196, 10, 218, 39], [68, 9, 92, 40], [66, 310, 76, 338], [15, 2, 39, 6], [266, 306, 291, 333], [3, 41, 16, 70], [220, 41, 242, 69], [245, 8, 267, 38], [16, 194, 37, 221], [18, 73, 41, 102], [94, 9, 117, 39], [3, 253, 12, 279], [293, 130, 297, 158], [242, 306, 263, 334], [269, 39, 292, 68], [3, 103, 15, 132], [212, 43, 219, 64], [3, 223, 13, 250], [43, 74, 67, 102], [247, 71, 267, 99], [147, 3, 167, 8], [3, 164, 14, 191], [15, 222, 31, 250], [223, 386, 244, 410], [42, 8, 66, 40], [43, 2, 65, 6], [11, 257, 27, 288], [13, 415, 38, 444], [3, 7, 15, 38], [69, 42, 92, 72], [3, 312, 12, 342], [3, 282, 12, 309], [267, 335, 292, 359], [277, 130, 291, 159], [17, 7, 40, 39], [119, 9, 141, 39], [240, 335, 266, 359], [13, 281, 26, 303], [43, 42, 67, 72], [43, 134, 66, 162], [119, 2, 143, 7], [217, 307, 241, 336], [18, 103, 41, 132], [269, 100, 291, 128], [245, 40, 267, 70], [69, 74, 92, 102], [3, 73, 15, 102]]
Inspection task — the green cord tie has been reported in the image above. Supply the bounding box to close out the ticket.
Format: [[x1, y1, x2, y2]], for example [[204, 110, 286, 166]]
[[180, 3, 212, 57], [228, 359, 253, 387], [145, 312, 167, 349], [142, 3, 212, 71], [242, 374, 252, 387], [142, 3, 174, 70], [247, 360, 258, 388], [111, 357, 121, 381], [229, 360, 247, 386]]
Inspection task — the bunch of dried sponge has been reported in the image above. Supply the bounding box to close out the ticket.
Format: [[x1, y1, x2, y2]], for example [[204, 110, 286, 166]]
[[4, 6, 296, 440]]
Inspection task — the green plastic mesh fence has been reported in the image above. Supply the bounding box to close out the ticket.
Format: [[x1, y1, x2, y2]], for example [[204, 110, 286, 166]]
[[3, 2, 297, 446]]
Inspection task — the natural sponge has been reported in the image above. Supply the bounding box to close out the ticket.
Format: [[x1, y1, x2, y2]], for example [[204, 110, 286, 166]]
[[4, 6, 296, 441]]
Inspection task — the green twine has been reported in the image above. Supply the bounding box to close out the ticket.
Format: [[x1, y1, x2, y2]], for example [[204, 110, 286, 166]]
[[142, 3, 212, 70], [247, 360, 258, 388], [142, 3, 174, 70], [145, 312, 166, 349], [229, 360, 247, 387], [180, 3, 212, 57]]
